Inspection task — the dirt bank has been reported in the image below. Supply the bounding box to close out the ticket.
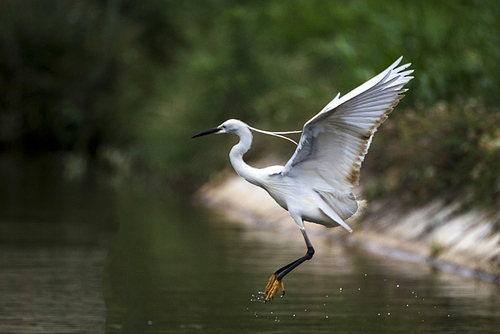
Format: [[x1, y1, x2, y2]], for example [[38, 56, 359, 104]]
[[197, 174, 500, 282]]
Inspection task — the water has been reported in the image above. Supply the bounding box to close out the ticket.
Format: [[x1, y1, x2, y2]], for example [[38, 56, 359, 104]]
[[1, 155, 499, 333], [0, 154, 115, 333]]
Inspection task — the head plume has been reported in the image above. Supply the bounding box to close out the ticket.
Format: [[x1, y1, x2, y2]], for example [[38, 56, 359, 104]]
[[248, 125, 301, 145]]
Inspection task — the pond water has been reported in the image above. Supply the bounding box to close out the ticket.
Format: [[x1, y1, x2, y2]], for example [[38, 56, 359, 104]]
[[1, 155, 499, 333]]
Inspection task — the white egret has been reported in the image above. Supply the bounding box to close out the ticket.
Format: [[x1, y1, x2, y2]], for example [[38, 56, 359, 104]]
[[193, 57, 413, 301]]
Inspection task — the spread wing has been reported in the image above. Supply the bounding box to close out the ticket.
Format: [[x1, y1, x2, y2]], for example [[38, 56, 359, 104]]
[[281, 57, 413, 217]]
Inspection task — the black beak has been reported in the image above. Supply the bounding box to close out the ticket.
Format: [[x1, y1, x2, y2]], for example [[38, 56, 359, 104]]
[[192, 127, 221, 138]]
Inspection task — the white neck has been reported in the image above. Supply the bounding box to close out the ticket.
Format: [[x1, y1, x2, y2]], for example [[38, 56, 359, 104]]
[[229, 126, 261, 185]]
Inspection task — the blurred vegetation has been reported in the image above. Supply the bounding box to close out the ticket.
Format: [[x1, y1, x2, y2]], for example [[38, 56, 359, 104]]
[[0, 0, 499, 206], [0, 0, 187, 152], [366, 99, 500, 207]]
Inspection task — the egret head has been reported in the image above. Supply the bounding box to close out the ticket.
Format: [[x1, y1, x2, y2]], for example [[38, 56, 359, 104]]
[[191, 119, 248, 138]]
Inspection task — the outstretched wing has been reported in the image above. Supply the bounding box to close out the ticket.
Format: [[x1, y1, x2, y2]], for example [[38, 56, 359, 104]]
[[281, 57, 413, 218]]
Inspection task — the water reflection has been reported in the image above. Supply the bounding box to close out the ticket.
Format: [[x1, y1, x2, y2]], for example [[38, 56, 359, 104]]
[[1, 155, 499, 333], [103, 189, 500, 334], [0, 154, 115, 333]]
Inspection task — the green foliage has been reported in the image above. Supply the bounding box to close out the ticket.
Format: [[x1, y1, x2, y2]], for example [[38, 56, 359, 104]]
[[1, 0, 500, 204], [153, 0, 500, 199]]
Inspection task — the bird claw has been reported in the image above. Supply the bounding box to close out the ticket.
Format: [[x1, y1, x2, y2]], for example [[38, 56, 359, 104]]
[[264, 274, 285, 301]]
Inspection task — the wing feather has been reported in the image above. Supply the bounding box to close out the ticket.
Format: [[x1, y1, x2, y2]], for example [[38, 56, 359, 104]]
[[281, 57, 413, 218]]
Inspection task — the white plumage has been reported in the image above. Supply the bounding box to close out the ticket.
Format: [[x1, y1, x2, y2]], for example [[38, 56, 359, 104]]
[[193, 56, 413, 300]]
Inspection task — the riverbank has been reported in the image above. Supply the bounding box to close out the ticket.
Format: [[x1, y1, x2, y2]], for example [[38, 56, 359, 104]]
[[197, 173, 500, 282]]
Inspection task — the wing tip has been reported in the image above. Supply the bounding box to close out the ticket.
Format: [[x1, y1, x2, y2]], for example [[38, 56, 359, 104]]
[[391, 56, 404, 68]]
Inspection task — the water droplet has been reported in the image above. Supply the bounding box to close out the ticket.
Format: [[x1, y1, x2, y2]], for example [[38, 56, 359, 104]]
[[147, 321, 153, 325], [365, 273, 367, 276], [358, 288, 361, 291], [388, 313, 391, 316], [396, 285, 400, 288], [293, 314, 296, 317], [378, 313, 380, 316], [326, 316, 329, 319]]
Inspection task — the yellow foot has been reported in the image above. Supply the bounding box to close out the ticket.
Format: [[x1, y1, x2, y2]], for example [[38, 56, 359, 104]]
[[264, 274, 285, 301]]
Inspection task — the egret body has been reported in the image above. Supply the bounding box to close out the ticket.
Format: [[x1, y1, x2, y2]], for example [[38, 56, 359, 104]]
[[193, 57, 413, 301]]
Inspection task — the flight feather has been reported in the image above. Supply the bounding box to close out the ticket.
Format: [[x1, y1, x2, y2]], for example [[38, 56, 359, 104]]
[[281, 57, 413, 219]]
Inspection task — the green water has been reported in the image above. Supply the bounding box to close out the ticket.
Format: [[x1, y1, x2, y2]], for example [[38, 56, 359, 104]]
[[1, 155, 499, 333]]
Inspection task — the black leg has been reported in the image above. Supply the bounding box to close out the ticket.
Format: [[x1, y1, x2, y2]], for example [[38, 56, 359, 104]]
[[264, 229, 314, 300], [275, 229, 315, 281]]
